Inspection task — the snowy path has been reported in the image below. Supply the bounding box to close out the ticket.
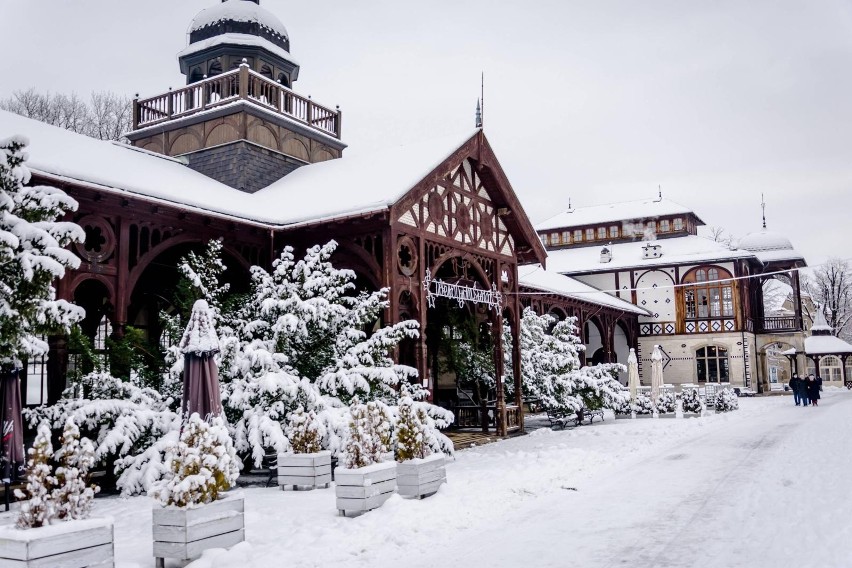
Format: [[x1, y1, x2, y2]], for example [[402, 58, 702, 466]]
[[21, 391, 848, 568]]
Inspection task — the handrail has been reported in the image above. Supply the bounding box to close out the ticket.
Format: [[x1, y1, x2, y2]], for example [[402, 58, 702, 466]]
[[133, 66, 341, 139]]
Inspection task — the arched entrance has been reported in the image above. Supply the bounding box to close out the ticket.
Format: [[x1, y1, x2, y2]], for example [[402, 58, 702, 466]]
[[585, 318, 605, 366], [613, 322, 630, 383], [425, 255, 500, 432]]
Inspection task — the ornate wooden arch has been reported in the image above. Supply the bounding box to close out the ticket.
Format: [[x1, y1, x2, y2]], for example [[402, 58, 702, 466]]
[[430, 250, 491, 289]]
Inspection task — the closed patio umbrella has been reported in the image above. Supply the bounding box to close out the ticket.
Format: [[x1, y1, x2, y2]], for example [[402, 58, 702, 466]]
[[0, 362, 24, 482], [179, 300, 222, 419], [627, 348, 640, 401], [650, 345, 664, 403]]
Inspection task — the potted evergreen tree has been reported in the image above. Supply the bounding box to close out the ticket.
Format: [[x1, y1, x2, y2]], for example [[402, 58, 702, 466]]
[[335, 400, 397, 516], [149, 413, 242, 568], [681, 385, 705, 416], [278, 406, 332, 490], [0, 420, 113, 568], [395, 387, 446, 499]]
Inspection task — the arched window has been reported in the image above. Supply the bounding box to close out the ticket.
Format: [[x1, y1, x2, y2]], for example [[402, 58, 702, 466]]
[[683, 266, 734, 320], [696, 346, 729, 382], [820, 355, 843, 382]]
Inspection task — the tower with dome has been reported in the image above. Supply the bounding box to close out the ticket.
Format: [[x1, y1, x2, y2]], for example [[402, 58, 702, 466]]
[[127, 0, 346, 193]]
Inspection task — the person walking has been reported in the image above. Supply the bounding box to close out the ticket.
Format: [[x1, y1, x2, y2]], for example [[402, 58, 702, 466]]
[[798, 374, 810, 406], [808, 374, 821, 407], [789, 374, 802, 406]]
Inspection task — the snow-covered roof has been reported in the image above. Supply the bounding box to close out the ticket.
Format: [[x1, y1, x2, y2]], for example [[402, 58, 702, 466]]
[[178, 33, 298, 67], [810, 309, 832, 333], [737, 228, 804, 264], [518, 265, 649, 315], [0, 109, 481, 229], [535, 197, 701, 231], [546, 235, 754, 275], [250, 129, 481, 227], [805, 334, 852, 355], [189, 0, 289, 40], [0, 109, 281, 224]]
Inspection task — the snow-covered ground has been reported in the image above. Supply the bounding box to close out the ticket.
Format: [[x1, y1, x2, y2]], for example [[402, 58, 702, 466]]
[[12, 391, 852, 568]]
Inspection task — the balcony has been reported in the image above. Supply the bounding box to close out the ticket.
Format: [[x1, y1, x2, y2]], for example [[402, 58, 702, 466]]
[[132, 65, 341, 139], [760, 316, 801, 333]]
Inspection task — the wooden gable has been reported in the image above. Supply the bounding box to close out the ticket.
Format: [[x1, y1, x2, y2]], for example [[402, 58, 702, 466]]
[[391, 131, 546, 266]]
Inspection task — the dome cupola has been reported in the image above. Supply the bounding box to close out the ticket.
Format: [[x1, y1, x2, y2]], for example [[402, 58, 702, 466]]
[[178, 0, 299, 86]]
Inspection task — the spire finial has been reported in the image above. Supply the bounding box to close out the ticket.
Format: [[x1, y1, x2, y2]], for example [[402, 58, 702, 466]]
[[480, 72, 484, 127], [475, 98, 482, 128], [658, 185, 662, 200], [568, 197, 572, 211], [761, 193, 767, 229]]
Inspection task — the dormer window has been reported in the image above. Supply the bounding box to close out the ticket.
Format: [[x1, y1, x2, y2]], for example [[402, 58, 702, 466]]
[[574, 230, 583, 242], [673, 218, 684, 231], [586, 228, 594, 241], [597, 227, 606, 240], [551, 232, 560, 245], [562, 231, 570, 244], [540, 234, 549, 246], [609, 225, 619, 238], [660, 219, 671, 232]]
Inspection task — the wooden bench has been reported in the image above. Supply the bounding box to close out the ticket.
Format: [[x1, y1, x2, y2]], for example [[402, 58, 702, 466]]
[[546, 409, 574, 429], [577, 407, 604, 425]]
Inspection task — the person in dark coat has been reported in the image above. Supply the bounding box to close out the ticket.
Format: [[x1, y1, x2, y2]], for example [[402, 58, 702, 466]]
[[808, 374, 821, 406], [798, 374, 810, 406], [789, 375, 802, 406]]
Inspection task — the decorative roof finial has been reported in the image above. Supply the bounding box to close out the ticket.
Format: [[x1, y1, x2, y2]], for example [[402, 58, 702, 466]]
[[568, 197, 572, 211], [658, 185, 662, 200], [761, 193, 767, 229], [475, 98, 482, 128]]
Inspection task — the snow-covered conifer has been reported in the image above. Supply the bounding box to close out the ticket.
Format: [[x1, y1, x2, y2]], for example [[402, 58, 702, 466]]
[[53, 417, 99, 521], [26, 372, 179, 496], [286, 406, 325, 454], [0, 136, 84, 362], [681, 388, 704, 414], [342, 400, 392, 469], [150, 413, 239, 508], [715, 388, 739, 412], [395, 386, 430, 462], [655, 391, 677, 414], [15, 422, 55, 528]]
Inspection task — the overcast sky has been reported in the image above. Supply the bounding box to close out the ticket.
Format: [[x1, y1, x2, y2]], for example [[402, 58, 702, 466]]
[[1, 0, 851, 267]]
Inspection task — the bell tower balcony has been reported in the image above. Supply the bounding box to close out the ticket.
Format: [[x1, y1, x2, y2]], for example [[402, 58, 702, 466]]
[[126, 63, 346, 193]]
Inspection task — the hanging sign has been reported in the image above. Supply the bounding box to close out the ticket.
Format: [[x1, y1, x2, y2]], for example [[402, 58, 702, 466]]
[[423, 269, 503, 311]]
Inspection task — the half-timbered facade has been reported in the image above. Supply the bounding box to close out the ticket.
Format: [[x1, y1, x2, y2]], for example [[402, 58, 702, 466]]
[[537, 197, 808, 392]]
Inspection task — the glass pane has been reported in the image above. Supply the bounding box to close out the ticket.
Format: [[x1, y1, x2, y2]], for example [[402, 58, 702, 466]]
[[720, 357, 729, 381], [697, 359, 706, 381], [708, 346, 717, 357], [722, 287, 733, 316], [709, 268, 719, 281], [708, 359, 718, 381], [686, 290, 696, 319], [698, 290, 709, 318], [696, 270, 707, 282]]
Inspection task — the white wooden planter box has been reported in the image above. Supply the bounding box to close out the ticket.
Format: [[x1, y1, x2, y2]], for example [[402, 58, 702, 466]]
[[335, 461, 396, 516], [0, 517, 114, 568], [614, 413, 632, 420], [278, 451, 331, 490], [152, 493, 244, 568], [397, 454, 446, 499]]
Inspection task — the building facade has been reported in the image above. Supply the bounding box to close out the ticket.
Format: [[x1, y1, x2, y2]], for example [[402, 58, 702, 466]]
[[536, 197, 808, 392]]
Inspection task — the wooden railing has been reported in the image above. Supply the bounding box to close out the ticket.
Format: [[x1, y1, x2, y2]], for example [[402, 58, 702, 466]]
[[454, 406, 487, 429], [761, 316, 800, 332], [133, 65, 342, 139]]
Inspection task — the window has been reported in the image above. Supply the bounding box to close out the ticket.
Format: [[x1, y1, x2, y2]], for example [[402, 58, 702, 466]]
[[683, 267, 734, 320], [551, 232, 560, 245], [609, 225, 619, 238], [673, 218, 684, 231], [574, 230, 583, 242], [541, 234, 549, 245], [597, 227, 606, 240], [586, 228, 594, 241], [562, 231, 570, 244], [696, 346, 729, 382], [95, 315, 112, 371], [820, 356, 843, 382], [659, 219, 671, 232]]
